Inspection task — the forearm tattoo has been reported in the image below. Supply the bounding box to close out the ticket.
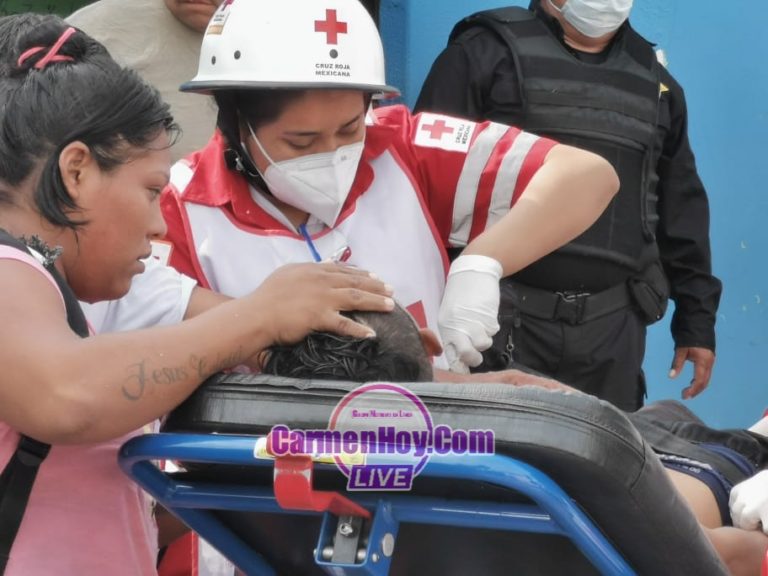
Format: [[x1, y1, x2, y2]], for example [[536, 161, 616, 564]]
[[122, 348, 244, 401]]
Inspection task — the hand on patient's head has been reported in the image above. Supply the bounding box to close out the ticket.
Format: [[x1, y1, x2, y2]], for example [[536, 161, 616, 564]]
[[254, 262, 395, 344], [259, 299, 577, 394], [261, 303, 434, 383]]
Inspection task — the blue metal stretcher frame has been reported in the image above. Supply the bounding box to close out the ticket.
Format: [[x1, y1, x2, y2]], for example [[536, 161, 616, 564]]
[[119, 433, 635, 576]]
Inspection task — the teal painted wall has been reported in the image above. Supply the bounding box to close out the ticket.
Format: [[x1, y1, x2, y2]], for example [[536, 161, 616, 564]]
[[381, 0, 768, 428]]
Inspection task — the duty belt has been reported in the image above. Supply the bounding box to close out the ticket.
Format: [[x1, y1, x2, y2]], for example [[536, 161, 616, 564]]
[[503, 281, 633, 325]]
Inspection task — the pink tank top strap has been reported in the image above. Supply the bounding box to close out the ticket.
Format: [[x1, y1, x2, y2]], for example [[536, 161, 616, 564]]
[[0, 245, 65, 308]]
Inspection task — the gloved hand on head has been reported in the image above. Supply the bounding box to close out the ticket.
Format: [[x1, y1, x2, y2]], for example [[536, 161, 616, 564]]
[[729, 469, 768, 534], [438, 254, 503, 374]]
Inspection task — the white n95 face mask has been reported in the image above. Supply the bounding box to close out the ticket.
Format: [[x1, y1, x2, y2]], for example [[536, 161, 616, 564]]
[[549, 0, 633, 39], [248, 123, 364, 228]]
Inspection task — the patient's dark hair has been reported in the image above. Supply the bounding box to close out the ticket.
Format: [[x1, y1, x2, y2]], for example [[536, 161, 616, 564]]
[[0, 14, 178, 226], [263, 304, 432, 383]]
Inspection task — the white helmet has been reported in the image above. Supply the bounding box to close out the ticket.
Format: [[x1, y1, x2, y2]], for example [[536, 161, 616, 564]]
[[182, 0, 399, 97]]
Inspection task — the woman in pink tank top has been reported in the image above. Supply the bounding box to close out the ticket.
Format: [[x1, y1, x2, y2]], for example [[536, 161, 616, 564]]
[[0, 13, 394, 576]]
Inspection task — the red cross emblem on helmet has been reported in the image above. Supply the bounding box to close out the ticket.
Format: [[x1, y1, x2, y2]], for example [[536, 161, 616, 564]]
[[315, 9, 348, 45]]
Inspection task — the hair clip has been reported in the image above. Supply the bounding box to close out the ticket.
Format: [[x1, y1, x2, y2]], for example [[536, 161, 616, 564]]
[[17, 27, 76, 69]]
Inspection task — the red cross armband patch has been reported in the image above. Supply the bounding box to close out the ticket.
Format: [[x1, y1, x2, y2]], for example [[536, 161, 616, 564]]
[[414, 113, 476, 153]]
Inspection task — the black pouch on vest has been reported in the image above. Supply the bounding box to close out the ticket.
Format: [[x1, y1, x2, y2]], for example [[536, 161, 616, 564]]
[[628, 261, 669, 325]]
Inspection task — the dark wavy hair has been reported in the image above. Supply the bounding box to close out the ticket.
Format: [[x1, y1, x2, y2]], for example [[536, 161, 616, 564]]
[[263, 304, 433, 383], [0, 13, 178, 228]]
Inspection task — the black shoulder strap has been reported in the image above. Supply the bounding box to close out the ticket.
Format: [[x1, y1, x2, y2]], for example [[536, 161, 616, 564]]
[[448, 7, 541, 112], [0, 230, 88, 336], [0, 229, 88, 574], [448, 6, 536, 43], [0, 437, 51, 573]]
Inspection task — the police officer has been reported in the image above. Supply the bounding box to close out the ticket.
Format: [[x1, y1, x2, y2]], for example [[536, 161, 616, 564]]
[[416, 0, 722, 411]]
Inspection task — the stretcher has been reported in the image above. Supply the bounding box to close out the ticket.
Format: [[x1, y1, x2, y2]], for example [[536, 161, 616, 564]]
[[119, 374, 728, 575]]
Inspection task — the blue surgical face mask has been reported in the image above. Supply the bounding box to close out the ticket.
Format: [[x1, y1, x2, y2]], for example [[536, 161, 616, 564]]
[[549, 0, 633, 38]]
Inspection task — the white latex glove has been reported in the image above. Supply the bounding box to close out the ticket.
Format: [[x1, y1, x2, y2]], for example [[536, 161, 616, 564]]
[[729, 469, 768, 534], [438, 254, 503, 373]]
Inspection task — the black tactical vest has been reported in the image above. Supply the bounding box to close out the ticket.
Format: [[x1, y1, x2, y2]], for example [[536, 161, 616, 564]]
[[450, 7, 663, 275]]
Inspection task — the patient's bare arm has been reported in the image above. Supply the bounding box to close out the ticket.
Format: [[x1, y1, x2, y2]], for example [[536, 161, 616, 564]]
[[705, 527, 768, 576], [666, 467, 768, 576]]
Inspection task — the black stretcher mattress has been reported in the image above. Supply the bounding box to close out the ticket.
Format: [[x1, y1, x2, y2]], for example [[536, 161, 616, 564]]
[[163, 374, 728, 576]]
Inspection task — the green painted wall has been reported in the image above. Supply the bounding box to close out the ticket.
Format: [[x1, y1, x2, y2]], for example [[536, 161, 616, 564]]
[[0, 0, 91, 16]]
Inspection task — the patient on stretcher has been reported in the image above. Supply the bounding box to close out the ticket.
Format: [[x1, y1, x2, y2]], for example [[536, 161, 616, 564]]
[[259, 305, 768, 576]]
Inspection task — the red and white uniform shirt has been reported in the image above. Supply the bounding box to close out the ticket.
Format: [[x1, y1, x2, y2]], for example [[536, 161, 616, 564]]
[[159, 105, 556, 367]]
